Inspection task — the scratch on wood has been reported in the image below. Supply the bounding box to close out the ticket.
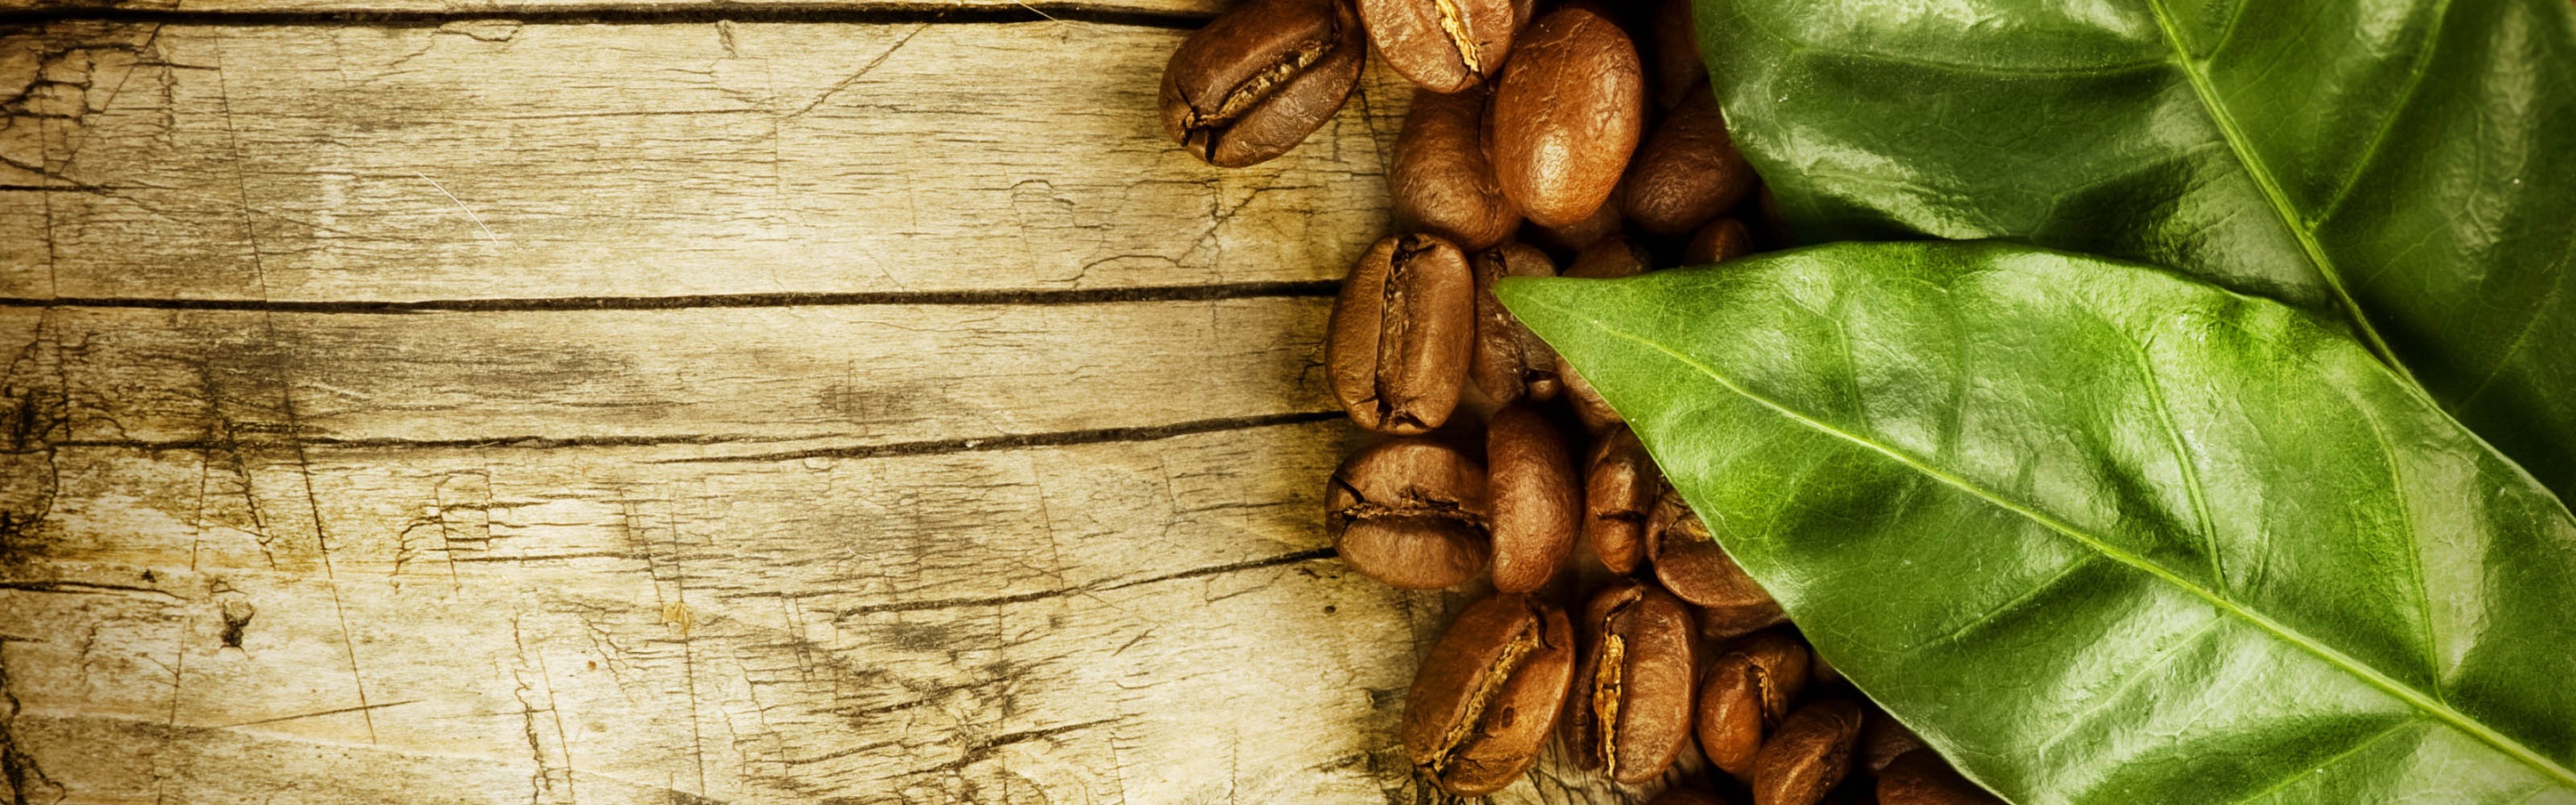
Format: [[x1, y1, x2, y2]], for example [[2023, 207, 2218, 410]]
[[832, 547, 1335, 617], [215, 698, 423, 729], [788, 23, 927, 119], [0, 580, 182, 601]]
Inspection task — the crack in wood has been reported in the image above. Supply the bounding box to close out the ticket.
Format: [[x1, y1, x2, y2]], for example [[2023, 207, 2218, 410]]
[[832, 547, 1335, 617]]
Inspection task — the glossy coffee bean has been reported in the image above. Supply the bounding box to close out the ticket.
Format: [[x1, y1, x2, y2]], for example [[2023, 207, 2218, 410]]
[[1650, 0, 1711, 109], [1470, 242, 1563, 404], [1488, 404, 1580, 593], [1565, 233, 1650, 280], [1582, 427, 1658, 573], [1754, 699, 1863, 805], [1563, 579, 1697, 784], [1394, 90, 1521, 252], [1561, 356, 1624, 432], [1860, 705, 1925, 774], [1328, 234, 1475, 435], [1359, 0, 1519, 93], [1648, 487, 1787, 637], [1159, 0, 1366, 167], [1326, 438, 1490, 589], [1528, 181, 1625, 255], [1811, 650, 1845, 687], [1651, 790, 1728, 805], [1490, 5, 1647, 227], [1697, 631, 1811, 780], [1624, 89, 1758, 236], [1879, 750, 2004, 805], [1686, 216, 1756, 264], [1402, 593, 1576, 796]]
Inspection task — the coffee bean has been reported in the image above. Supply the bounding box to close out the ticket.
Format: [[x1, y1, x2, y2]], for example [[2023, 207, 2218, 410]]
[[1563, 579, 1697, 784], [1624, 89, 1757, 236], [1565, 233, 1651, 280], [1329, 234, 1476, 435], [1359, 0, 1519, 93], [1859, 705, 1925, 774], [1326, 438, 1490, 589], [1697, 631, 1812, 780], [1650, 790, 1728, 805], [1470, 242, 1563, 404], [1811, 650, 1846, 687], [1649, 0, 1710, 110], [1583, 427, 1658, 573], [1686, 216, 1756, 265], [1402, 593, 1576, 795], [1490, 5, 1647, 227], [1394, 90, 1521, 252], [1159, 0, 1366, 167], [1879, 750, 2003, 805], [1487, 404, 1579, 593], [1528, 181, 1626, 255], [1561, 356, 1625, 432], [1754, 699, 1863, 805], [1648, 487, 1788, 637]]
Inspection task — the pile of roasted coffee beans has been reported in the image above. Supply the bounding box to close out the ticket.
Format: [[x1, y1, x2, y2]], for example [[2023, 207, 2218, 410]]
[[1162, 1, 2002, 801]]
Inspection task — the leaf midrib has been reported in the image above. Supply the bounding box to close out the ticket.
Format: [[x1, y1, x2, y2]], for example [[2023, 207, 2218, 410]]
[[1525, 295, 2576, 790], [2137, 0, 2422, 389]]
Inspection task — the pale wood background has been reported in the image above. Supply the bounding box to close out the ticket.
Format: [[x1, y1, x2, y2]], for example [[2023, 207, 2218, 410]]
[[0, 4, 1702, 802]]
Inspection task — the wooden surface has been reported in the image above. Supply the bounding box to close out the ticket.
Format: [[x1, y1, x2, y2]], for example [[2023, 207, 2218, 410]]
[[0, 8, 1696, 804]]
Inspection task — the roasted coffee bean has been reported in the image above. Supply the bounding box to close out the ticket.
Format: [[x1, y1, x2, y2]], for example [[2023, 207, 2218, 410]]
[[1487, 404, 1579, 593], [1564, 233, 1650, 280], [1359, 0, 1518, 93], [1160, 0, 1367, 167], [1624, 89, 1758, 236], [1470, 242, 1563, 403], [1562, 356, 1625, 432], [1811, 650, 1846, 687], [1754, 699, 1863, 805], [1686, 216, 1756, 265], [1329, 234, 1475, 435], [1859, 705, 1925, 774], [1326, 438, 1490, 589], [1563, 579, 1697, 784], [1648, 487, 1788, 636], [1394, 90, 1521, 252], [1650, 790, 1728, 805], [1649, 0, 1710, 109], [1490, 5, 1647, 227], [1582, 427, 1658, 573], [1697, 631, 1811, 780], [1402, 593, 1576, 795], [1528, 181, 1626, 255], [1879, 750, 2003, 805]]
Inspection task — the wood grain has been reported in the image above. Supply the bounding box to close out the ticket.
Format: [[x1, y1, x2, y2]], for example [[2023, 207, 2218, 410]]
[[0, 11, 1709, 805], [0, 1, 1232, 21], [0, 20, 1406, 303]]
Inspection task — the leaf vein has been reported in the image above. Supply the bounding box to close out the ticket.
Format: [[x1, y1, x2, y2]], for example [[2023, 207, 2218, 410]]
[[1531, 293, 2576, 788], [2140, 0, 2421, 388]]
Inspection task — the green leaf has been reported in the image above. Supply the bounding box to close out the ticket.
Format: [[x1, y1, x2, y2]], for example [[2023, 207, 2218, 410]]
[[1497, 242, 2576, 805], [1692, 0, 2576, 503]]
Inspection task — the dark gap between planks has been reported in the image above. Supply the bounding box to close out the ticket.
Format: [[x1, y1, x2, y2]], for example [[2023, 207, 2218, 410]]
[[0, 4, 1208, 28], [0, 280, 1341, 314]]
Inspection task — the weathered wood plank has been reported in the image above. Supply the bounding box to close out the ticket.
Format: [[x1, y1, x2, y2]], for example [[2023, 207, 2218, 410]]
[[0, 20, 1405, 302], [0, 426, 1682, 803], [6, 299, 1332, 447], [4, 0, 1232, 20]]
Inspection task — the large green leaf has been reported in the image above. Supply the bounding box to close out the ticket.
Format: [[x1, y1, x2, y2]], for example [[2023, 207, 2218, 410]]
[[1497, 242, 2576, 805], [1692, 0, 2576, 502]]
